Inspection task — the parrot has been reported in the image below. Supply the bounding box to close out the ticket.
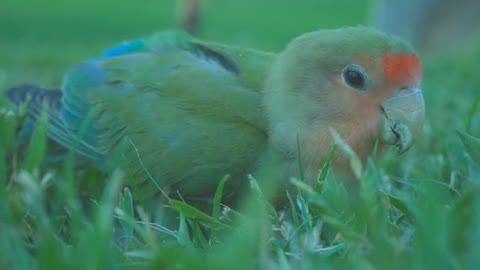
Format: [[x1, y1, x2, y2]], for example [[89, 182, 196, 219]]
[[6, 26, 425, 204]]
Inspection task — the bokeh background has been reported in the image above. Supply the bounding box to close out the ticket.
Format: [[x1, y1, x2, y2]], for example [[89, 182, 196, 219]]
[[2, 0, 479, 84], [2, 0, 479, 83], [0, 1, 369, 64]]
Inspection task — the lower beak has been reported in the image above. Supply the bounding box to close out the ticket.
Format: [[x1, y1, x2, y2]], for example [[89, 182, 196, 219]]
[[381, 87, 425, 154]]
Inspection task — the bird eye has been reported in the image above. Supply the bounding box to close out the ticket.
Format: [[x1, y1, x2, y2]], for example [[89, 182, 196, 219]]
[[342, 64, 369, 91]]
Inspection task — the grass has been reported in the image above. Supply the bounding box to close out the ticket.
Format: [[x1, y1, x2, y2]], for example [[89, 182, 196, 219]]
[[1, 1, 480, 269]]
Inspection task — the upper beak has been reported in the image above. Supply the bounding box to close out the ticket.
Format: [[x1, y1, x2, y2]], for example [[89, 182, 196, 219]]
[[380, 87, 425, 154]]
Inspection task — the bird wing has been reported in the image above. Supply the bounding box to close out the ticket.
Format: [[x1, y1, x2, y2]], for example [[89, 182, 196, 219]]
[[56, 30, 275, 197]]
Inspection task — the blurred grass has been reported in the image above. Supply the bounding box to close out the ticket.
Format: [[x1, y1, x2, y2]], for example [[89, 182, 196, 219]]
[[2, 0, 480, 269], [0, 0, 371, 85]]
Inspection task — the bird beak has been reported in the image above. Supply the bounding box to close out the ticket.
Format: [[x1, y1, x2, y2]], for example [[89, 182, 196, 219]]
[[380, 87, 425, 154]]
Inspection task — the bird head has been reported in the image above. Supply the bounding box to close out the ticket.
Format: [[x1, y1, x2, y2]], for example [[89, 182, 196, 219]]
[[264, 26, 424, 180]]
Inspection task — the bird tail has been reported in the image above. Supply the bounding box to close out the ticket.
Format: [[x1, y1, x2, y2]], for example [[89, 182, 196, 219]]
[[7, 83, 61, 105], [6, 84, 100, 165], [7, 83, 63, 142]]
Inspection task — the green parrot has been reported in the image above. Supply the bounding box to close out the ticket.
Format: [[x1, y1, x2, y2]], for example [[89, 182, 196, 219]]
[[7, 26, 425, 202]]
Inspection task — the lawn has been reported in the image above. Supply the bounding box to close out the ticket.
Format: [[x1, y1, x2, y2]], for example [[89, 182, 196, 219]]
[[1, 1, 480, 269]]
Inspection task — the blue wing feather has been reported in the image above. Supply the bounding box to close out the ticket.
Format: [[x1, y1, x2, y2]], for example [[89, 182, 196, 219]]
[[103, 40, 145, 58]]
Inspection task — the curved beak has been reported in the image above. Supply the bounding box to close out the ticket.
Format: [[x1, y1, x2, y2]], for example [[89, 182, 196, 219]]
[[380, 87, 425, 154]]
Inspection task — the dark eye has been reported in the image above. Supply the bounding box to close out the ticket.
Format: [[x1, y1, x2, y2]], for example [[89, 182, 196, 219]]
[[342, 65, 369, 91]]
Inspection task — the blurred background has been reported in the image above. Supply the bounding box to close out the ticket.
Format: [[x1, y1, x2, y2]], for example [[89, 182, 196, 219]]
[[0, 0, 364, 87], [0, 0, 368, 75], [0, 0, 480, 74], [0, 0, 479, 87]]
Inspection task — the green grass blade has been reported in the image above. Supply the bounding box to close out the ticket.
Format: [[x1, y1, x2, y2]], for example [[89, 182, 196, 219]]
[[169, 199, 228, 230], [23, 110, 48, 172], [457, 130, 480, 165], [212, 175, 230, 219]]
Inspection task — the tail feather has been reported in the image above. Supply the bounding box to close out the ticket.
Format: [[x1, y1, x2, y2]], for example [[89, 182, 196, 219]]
[[6, 84, 103, 163], [7, 83, 62, 120]]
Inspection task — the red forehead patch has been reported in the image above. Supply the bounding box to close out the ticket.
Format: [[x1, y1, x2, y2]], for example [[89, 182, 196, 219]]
[[383, 53, 423, 84]]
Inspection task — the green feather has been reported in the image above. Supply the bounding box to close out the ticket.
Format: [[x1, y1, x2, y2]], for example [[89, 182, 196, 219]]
[[65, 30, 275, 198]]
